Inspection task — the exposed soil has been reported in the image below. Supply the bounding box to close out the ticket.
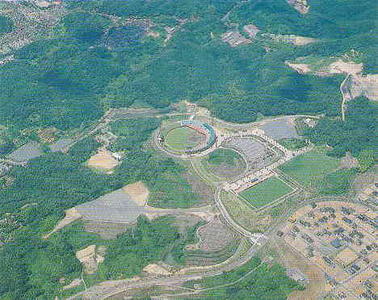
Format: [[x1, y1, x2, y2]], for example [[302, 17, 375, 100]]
[[287, 0, 310, 14], [285, 62, 311, 74], [221, 31, 251, 47], [44, 208, 81, 239], [83, 221, 129, 239], [143, 264, 172, 276], [264, 33, 316, 46], [76, 245, 106, 275], [272, 239, 326, 300], [352, 166, 378, 199], [122, 181, 149, 206], [328, 59, 363, 75], [243, 24, 260, 39], [348, 74, 378, 101], [63, 278, 82, 291], [286, 59, 363, 76], [197, 215, 237, 252], [87, 149, 119, 172], [338, 152, 359, 169], [172, 214, 203, 234], [184, 171, 214, 206]]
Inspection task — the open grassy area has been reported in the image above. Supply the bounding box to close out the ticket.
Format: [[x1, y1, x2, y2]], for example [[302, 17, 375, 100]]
[[279, 149, 340, 189], [164, 126, 204, 151], [204, 148, 246, 179], [239, 177, 293, 208], [319, 168, 357, 195], [278, 138, 308, 150], [208, 148, 242, 166]]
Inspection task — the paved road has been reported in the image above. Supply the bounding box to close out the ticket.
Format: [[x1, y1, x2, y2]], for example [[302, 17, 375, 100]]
[[68, 236, 266, 300], [69, 112, 323, 299], [340, 74, 352, 121]]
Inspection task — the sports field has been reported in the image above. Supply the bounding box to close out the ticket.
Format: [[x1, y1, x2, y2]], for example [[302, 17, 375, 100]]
[[279, 150, 340, 188], [205, 148, 246, 179], [239, 177, 292, 208], [164, 126, 204, 151]]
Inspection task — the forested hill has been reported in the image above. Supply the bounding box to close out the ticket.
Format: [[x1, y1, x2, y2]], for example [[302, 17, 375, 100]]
[[0, 0, 376, 134]]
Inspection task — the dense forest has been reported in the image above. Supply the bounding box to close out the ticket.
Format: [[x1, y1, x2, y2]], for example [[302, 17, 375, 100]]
[[0, 117, 202, 297], [2, 0, 376, 134], [0, 15, 13, 35], [0, 0, 377, 298], [305, 97, 378, 161]]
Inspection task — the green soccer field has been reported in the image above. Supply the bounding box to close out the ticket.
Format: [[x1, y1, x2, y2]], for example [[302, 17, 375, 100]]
[[164, 126, 204, 151], [279, 149, 340, 188], [239, 177, 293, 208]]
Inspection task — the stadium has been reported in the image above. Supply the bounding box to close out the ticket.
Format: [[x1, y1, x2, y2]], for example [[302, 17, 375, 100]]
[[159, 120, 217, 155]]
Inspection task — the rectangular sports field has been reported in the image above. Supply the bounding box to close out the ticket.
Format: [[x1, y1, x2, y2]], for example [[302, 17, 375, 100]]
[[279, 149, 340, 188], [239, 177, 293, 208]]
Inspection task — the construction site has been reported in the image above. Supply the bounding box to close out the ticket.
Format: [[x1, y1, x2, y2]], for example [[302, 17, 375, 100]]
[[2, 101, 375, 300]]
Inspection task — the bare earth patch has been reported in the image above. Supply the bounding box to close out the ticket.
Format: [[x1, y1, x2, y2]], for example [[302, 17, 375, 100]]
[[62, 278, 82, 291], [328, 59, 363, 75], [143, 264, 172, 276], [287, 0, 309, 14], [285, 62, 311, 74], [44, 208, 81, 239], [273, 240, 326, 300], [197, 215, 237, 252], [243, 24, 260, 39], [83, 221, 128, 239], [349, 74, 378, 101], [286, 58, 362, 76], [339, 152, 359, 169], [122, 181, 149, 206], [287, 57, 378, 102], [264, 34, 316, 46], [221, 31, 251, 47], [87, 149, 119, 172], [76, 245, 106, 275]]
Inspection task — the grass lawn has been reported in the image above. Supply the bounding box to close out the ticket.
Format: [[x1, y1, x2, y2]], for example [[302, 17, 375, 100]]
[[204, 148, 246, 179], [207, 148, 243, 166], [239, 177, 293, 208], [165, 127, 203, 151], [279, 149, 340, 188]]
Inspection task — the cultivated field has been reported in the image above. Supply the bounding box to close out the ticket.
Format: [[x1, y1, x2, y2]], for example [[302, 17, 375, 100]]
[[279, 149, 340, 188], [239, 177, 293, 208], [164, 126, 205, 151]]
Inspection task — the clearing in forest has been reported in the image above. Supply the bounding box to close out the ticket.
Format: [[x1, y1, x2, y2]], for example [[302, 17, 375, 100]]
[[239, 177, 293, 208], [279, 149, 339, 188], [122, 181, 149, 206], [87, 149, 119, 171], [164, 126, 205, 151]]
